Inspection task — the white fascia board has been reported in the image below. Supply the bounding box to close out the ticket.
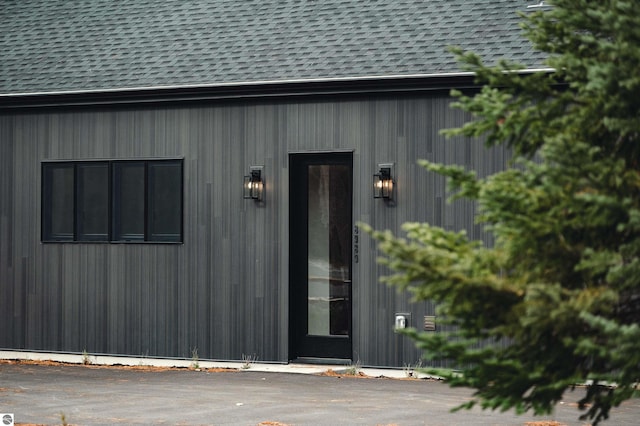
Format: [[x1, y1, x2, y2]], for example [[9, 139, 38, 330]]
[[0, 68, 555, 98]]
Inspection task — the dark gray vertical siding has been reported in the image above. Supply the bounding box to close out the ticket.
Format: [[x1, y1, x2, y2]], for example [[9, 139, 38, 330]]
[[0, 92, 508, 367], [0, 115, 15, 347]]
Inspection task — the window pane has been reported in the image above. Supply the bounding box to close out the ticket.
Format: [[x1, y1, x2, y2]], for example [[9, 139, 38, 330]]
[[43, 164, 74, 241], [77, 163, 109, 241], [148, 161, 182, 242], [42, 159, 183, 244], [112, 162, 145, 241]]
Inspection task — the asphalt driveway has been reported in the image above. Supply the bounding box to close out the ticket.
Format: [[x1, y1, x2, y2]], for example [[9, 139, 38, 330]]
[[1, 362, 639, 425]]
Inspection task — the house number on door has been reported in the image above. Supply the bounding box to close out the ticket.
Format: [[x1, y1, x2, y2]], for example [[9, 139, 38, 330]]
[[353, 225, 359, 263]]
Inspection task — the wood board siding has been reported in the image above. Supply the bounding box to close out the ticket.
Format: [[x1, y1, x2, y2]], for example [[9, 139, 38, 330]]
[[0, 92, 507, 366]]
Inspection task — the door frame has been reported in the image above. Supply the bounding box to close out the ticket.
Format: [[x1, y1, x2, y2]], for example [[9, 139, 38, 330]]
[[288, 151, 353, 362]]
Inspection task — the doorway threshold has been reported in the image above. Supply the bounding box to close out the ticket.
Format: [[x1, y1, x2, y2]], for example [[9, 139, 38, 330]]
[[293, 357, 351, 366]]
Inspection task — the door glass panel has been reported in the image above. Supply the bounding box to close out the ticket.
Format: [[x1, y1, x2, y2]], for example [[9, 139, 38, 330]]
[[307, 164, 350, 336]]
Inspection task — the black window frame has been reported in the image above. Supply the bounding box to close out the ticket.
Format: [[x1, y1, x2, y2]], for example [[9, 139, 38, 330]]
[[42, 159, 183, 243]]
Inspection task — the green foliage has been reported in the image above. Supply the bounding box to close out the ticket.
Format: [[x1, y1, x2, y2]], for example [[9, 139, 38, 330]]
[[241, 353, 258, 369], [190, 347, 200, 370], [82, 349, 92, 365], [366, 1, 640, 424]]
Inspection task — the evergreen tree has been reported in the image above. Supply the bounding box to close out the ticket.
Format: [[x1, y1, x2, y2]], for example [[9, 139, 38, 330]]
[[365, 1, 640, 423]]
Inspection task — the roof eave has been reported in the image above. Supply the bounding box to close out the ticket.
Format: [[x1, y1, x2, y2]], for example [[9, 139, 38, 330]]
[[0, 68, 555, 110]]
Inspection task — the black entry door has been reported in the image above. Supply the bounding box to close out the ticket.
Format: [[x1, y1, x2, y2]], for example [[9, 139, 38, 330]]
[[289, 152, 353, 361]]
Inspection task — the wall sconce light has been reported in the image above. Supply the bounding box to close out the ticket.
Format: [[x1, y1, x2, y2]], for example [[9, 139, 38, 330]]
[[373, 163, 394, 200], [243, 166, 264, 201]]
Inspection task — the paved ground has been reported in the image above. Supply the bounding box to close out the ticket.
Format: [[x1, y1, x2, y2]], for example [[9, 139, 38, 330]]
[[1, 358, 639, 425]]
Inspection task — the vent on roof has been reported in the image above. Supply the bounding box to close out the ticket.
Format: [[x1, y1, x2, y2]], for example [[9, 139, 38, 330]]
[[527, 1, 551, 8]]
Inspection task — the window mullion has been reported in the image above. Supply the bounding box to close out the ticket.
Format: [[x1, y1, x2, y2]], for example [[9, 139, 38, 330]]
[[108, 161, 113, 241], [73, 163, 79, 241], [144, 161, 149, 241]]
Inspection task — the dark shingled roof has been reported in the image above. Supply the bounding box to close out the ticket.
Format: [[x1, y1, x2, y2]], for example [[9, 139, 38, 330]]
[[0, 0, 547, 95]]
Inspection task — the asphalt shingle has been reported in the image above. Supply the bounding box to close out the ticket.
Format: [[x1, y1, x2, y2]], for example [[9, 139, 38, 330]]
[[0, 0, 547, 94]]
